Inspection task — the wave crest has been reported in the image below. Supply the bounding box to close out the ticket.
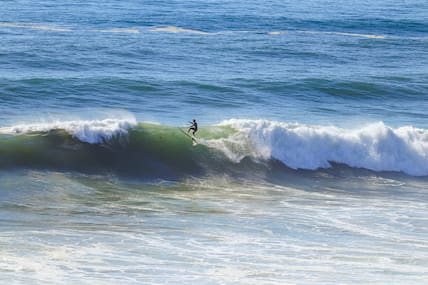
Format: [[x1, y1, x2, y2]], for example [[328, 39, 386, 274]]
[[0, 119, 426, 177], [1, 118, 137, 144], [216, 119, 428, 176]]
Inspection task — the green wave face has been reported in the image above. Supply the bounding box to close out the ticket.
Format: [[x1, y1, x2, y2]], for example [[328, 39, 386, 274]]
[[0, 123, 239, 180]]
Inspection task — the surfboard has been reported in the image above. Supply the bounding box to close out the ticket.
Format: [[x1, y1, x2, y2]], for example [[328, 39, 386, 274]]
[[178, 128, 198, 145]]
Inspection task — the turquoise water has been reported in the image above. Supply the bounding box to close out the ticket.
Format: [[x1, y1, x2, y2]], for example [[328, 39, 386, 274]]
[[1, 0, 428, 284]]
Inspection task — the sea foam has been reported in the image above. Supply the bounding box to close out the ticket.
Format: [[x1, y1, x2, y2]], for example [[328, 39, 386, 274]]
[[1, 117, 137, 144], [216, 119, 428, 176], [89, 28, 140, 34], [149, 26, 210, 35], [0, 22, 71, 32]]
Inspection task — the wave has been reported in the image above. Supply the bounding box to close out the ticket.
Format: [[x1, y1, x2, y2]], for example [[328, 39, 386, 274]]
[[88, 28, 140, 34], [149, 26, 211, 35], [0, 120, 233, 179], [0, 22, 71, 32], [149, 26, 387, 39], [0, 22, 139, 34], [216, 119, 428, 176], [3, 22, 425, 41], [269, 30, 386, 39], [295, 30, 386, 39], [0, 119, 427, 178], [0, 117, 137, 144]]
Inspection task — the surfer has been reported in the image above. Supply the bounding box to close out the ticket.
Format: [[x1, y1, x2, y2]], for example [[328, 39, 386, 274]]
[[188, 119, 198, 136]]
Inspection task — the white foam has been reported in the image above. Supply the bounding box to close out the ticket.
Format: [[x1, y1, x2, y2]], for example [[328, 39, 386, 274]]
[[149, 26, 210, 35], [268, 31, 284, 35], [215, 119, 428, 176], [267, 30, 385, 39], [0, 23, 386, 39], [0, 117, 137, 144], [296, 30, 386, 39], [0, 22, 71, 32], [89, 28, 140, 34]]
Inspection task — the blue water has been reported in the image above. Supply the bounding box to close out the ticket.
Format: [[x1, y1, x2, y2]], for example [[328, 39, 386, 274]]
[[1, 0, 427, 127], [1, 1, 428, 284]]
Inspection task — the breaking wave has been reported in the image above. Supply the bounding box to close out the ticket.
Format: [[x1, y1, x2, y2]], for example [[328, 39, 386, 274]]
[[0, 118, 427, 178], [0, 117, 137, 144], [215, 119, 428, 176]]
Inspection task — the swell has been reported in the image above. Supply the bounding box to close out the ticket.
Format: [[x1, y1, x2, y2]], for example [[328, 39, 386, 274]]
[[2, 77, 426, 101], [234, 78, 427, 101], [2, 19, 427, 38], [287, 18, 428, 37]]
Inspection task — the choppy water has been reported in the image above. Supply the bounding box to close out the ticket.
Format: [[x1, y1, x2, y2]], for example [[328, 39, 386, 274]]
[[1, 0, 428, 284]]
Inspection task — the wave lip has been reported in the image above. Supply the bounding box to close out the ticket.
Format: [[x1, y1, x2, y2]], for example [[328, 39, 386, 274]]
[[218, 119, 428, 176], [0, 118, 137, 144]]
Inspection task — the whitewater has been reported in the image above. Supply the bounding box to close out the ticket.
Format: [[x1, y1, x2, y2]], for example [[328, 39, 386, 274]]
[[216, 119, 428, 176]]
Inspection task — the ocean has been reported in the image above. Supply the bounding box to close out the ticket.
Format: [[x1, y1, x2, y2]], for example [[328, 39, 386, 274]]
[[1, 0, 427, 284]]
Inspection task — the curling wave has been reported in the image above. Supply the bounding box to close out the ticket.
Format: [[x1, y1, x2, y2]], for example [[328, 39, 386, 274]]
[[0, 119, 427, 178], [0, 121, 233, 179]]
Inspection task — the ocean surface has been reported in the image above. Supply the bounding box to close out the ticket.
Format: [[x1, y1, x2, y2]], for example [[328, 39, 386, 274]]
[[1, 0, 428, 284]]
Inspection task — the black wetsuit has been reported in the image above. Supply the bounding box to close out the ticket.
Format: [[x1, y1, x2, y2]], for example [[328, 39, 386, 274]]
[[188, 121, 198, 135]]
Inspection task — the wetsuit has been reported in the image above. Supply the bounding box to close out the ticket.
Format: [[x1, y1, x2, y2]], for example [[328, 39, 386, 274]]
[[188, 121, 198, 135]]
